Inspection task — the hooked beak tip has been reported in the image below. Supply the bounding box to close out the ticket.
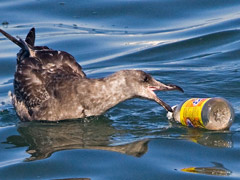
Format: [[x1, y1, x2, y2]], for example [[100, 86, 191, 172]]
[[176, 85, 184, 93], [166, 84, 184, 93]]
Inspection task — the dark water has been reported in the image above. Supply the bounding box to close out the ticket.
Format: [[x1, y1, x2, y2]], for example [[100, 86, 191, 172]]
[[0, 0, 240, 179]]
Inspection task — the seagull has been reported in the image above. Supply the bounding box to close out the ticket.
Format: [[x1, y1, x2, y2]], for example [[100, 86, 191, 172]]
[[0, 28, 183, 121]]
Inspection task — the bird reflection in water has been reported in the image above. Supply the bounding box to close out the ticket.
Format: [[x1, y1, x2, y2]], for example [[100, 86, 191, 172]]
[[5, 116, 149, 161], [4, 116, 233, 161]]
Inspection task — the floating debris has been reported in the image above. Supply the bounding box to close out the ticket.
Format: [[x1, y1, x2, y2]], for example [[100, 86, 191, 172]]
[[2, 21, 9, 27]]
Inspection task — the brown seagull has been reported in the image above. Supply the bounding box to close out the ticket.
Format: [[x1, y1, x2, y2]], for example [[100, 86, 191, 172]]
[[0, 28, 183, 121]]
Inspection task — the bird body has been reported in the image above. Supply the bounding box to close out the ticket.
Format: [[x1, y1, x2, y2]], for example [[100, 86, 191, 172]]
[[0, 28, 183, 121]]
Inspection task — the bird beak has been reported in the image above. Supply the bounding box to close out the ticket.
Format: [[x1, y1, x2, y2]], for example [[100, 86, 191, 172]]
[[148, 79, 184, 112]]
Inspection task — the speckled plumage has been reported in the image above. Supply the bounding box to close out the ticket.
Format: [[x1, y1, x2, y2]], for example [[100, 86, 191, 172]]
[[0, 28, 183, 121]]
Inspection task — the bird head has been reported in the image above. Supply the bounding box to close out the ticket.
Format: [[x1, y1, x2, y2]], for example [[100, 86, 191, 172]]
[[124, 70, 184, 112]]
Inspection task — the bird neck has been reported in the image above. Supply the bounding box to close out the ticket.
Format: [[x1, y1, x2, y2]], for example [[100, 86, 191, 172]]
[[104, 73, 134, 101], [80, 73, 135, 116]]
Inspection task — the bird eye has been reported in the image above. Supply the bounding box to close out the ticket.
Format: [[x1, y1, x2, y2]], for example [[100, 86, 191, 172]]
[[143, 76, 149, 82]]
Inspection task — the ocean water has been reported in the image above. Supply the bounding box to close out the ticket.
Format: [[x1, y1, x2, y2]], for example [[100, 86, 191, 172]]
[[0, 0, 240, 179]]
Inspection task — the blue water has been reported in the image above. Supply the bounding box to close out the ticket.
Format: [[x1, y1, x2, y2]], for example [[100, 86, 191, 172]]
[[0, 0, 240, 179]]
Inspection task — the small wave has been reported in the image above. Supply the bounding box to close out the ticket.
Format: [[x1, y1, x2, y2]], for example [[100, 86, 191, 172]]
[[0, 158, 25, 168]]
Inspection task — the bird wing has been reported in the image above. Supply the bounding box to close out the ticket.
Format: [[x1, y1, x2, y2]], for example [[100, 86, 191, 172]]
[[0, 28, 86, 119]]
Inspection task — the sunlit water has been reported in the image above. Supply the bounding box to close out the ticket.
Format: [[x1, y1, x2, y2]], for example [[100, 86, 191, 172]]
[[0, 0, 240, 179]]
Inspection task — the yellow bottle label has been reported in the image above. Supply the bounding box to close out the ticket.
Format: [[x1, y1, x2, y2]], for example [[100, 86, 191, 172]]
[[180, 98, 210, 128]]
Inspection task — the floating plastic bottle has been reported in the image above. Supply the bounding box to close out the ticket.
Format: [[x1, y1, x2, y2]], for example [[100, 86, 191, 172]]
[[167, 98, 234, 130]]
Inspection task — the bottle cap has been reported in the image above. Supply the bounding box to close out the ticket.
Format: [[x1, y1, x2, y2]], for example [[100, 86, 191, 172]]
[[167, 105, 177, 120]]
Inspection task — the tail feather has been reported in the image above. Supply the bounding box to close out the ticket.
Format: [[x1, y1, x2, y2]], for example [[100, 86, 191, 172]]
[[0, 28, 36, 58], [0, 28, 24, 48], [25, 28, 35, 47]]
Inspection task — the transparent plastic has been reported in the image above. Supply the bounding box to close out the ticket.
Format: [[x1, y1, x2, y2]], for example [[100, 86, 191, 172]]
[[169, 98, 234, 130]]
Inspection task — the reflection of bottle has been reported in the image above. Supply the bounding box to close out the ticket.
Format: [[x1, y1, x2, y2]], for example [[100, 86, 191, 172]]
[[181, 162, 232, 176], [186, 128, 233, 148], [168, 98, 234, 130]]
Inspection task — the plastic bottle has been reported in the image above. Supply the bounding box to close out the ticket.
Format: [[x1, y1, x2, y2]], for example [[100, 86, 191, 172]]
[[167, 98, 234, 130]]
